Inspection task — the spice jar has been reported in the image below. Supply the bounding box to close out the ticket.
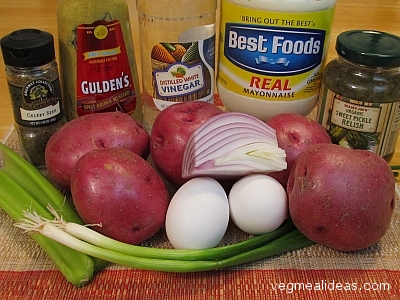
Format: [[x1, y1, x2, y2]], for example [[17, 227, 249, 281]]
[[317, 30, 400, 162], [1, 29, 66, 169]]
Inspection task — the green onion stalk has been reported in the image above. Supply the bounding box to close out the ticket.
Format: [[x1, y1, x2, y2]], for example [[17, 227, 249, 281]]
[[15, 207, 314, 272]]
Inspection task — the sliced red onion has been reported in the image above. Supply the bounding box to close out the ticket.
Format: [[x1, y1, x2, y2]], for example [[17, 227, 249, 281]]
[[182, 112, 287, 179], [193, 129, 270, 162], [189, 121, 270, 153], [183, 113, 277, 163]]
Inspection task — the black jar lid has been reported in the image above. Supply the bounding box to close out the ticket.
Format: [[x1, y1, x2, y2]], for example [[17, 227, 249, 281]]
[[1, 28, 55, 68], [336, 30, 400, 68]]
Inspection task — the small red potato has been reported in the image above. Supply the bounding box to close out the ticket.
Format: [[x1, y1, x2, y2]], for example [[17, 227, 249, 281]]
[[266, 113, 332, 188], [70, 147, 169, 245], [150, 101, 223, 186], [45, 112, 150, 190], [287, 144, 395, 252]]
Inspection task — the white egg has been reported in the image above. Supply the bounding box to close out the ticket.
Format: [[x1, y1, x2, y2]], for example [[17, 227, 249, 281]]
[[229, 174, 288, 235], [165, 177, 229, 249]]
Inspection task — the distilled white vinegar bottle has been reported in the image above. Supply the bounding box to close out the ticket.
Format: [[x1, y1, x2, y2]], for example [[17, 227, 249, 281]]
[[136, 0, 217, 132]]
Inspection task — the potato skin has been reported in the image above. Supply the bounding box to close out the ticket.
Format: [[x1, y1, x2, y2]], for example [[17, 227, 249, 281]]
[[150, 101, 223, 186], [70, 147, 169, 245], [287, 144, 395, 252], [266, 113, 332, 188], [45, 112, 150, 190]]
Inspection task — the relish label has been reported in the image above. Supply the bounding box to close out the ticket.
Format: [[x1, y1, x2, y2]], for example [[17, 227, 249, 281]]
[[317, 85, 400, 158], [76, 19, 136, 116]]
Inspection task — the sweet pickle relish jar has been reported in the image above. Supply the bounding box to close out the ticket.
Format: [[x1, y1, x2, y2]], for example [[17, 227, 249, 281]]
[[317, 30, 400, 162]]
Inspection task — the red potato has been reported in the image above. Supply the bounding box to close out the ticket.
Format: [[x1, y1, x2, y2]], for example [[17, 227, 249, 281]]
[[45, 112, 150, 190], [70, 147, 169, 245], [266, 113, 332, 188], [150, 101, 223, 186], [287, 144, 395, 252]]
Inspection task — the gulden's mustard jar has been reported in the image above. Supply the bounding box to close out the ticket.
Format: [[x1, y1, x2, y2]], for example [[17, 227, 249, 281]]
[[57, 0, 142, 122], [317, 30, 400, 162]]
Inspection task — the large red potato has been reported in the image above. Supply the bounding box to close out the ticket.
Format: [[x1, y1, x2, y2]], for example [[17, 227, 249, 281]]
[[266, 113, 332, 188], [45, 112, 150, 190], [150, 101, 223, 186], [70, 147, 169, 245], [287, 143, 395, 252]]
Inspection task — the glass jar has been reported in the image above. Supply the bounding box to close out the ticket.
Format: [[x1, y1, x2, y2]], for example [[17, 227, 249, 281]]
[[317, 30, 400, 162], [1, 29, 66, 169]]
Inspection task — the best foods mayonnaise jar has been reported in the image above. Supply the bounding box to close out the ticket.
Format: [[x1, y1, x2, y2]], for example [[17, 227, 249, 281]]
[[217, 0, 337, 121]]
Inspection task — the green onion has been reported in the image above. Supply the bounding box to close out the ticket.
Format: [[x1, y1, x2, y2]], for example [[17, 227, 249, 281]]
[[15, 208, 314, 272], [49, 203, 296, 261]]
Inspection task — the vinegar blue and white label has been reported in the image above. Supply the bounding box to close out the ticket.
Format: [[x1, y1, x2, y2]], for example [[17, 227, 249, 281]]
[[218, 0, 336, 102]]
